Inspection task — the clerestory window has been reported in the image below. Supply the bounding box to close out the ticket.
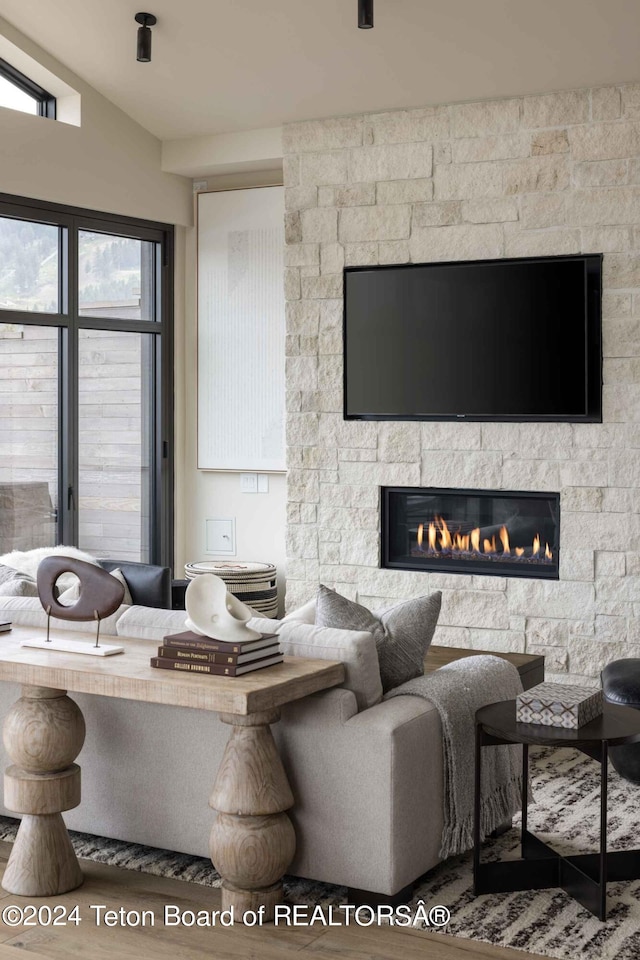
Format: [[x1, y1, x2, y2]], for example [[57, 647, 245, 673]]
[[0, 57, 56, 119]]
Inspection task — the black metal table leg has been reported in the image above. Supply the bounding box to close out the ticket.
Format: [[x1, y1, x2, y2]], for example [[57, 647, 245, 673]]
[[521, 743, 528, 858], [473, 722, 482, 891], [474, 702, 640, 921], [599, 741, 608, 921]]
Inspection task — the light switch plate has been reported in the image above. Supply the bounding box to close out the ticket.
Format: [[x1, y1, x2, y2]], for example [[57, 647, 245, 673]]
[[257, 474, 269, 493], [206, 518, 236, 554], [240, 473, 258, 493]]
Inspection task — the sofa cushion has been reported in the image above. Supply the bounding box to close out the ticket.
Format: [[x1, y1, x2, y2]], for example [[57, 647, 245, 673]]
[[0, 563, 38, 597], [315, 585, 442, 694], [0, 596, 126, 635], [116, 605, 190, 642], [249, 616, 382, 711]]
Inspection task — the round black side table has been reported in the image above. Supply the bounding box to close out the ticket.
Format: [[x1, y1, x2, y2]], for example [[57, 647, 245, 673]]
[[474, 699, 640, 921]]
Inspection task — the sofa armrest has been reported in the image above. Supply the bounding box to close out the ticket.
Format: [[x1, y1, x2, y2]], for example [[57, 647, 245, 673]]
[[275, 691, 443, 894], [282, 685, 438, 730], [343, 691, 439, 731], [281, 686, 360, 726]]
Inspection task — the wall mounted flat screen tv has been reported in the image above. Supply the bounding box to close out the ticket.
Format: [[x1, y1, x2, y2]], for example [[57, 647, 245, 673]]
[[343, 254, 602, 422]]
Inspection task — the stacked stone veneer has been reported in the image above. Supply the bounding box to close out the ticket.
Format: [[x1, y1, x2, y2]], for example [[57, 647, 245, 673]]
[[283, 84, 640, 682]]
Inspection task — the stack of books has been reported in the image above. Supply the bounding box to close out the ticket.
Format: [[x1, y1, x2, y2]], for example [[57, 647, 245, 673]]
[[150, 630, 282, 677]]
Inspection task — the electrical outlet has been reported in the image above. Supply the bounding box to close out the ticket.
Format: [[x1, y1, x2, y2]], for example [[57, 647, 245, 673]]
[[240, 473, 258, 493], [257, 474, 269, 493], [206, 518, 235, 554]]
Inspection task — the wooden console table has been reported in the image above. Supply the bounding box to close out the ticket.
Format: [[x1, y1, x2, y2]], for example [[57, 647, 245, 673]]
[[0, 626, 344, 919]]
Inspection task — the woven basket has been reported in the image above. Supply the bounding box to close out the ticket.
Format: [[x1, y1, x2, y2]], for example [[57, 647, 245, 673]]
[[184, 561, 278, 619]]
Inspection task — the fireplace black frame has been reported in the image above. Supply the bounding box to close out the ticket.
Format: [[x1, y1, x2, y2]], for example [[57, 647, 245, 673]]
[[381, 486, 560, 580]]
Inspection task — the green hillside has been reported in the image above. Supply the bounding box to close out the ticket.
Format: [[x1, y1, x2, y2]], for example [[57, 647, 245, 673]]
[[0, 221, 142, 313]]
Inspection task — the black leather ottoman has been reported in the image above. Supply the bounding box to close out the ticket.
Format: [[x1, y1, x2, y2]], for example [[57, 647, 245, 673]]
[[602, 659, 640, 783]]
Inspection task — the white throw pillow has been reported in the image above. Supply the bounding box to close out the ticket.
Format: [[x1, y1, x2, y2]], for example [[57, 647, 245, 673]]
[[282, 598, 316, 625]]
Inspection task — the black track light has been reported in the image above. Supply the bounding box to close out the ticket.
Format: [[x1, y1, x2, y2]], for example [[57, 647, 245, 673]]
[[358, 0, 374, 29], [135, 12, 156, 63]]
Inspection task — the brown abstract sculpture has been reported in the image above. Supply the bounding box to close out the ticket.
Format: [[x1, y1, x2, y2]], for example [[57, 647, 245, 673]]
[[19, 556, 126, 657], [37, 556, 125, 624]]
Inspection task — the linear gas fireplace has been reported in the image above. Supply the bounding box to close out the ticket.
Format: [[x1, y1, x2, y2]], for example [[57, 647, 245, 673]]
[[382, 487, 560, 580]]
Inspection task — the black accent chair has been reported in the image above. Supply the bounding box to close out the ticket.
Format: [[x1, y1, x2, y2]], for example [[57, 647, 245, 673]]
[[601, 659, 640, 783], [98, 559, 172, 610], [171, 578, 189, 611]]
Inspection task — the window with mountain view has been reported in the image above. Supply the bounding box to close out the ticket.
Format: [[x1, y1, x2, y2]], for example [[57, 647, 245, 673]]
[[0, 198, 173, 567], [0, 217, 59, 312]]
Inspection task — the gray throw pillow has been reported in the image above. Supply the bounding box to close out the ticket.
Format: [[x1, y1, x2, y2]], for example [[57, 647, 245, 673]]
[[315, 585, 442, 693], [0, 562, 38, 598]]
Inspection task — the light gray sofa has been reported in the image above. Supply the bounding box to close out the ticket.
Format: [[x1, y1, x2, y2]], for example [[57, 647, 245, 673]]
[[0, 597, 443, 899]]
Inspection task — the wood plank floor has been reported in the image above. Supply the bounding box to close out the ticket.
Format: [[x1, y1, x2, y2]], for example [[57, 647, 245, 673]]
[[0, 841, 548, 960]]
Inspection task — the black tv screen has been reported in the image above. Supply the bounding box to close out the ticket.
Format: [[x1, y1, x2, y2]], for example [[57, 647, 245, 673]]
[[344, 254, 602, 422]]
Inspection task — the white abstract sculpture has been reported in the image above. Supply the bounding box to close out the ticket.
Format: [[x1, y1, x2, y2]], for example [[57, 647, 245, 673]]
[[185, 573, 261, 643]]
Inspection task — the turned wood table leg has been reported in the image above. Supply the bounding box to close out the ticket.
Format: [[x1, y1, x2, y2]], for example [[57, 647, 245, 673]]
[[2, 685, 85, 896], [209, 710, 295, 922]]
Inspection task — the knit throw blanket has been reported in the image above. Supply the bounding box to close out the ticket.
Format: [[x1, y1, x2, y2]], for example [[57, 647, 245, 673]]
[[385, 655, 523, 859]]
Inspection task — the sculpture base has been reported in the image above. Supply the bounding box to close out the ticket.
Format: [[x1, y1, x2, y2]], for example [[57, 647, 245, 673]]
[[20, 639, 124, 657]]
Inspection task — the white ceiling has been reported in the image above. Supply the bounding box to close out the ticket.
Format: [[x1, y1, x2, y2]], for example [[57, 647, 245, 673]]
[[1, 0, 639, 142]]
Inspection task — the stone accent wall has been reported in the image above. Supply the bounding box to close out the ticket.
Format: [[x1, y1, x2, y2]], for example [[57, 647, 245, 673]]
[[283, 84, 640, 682]]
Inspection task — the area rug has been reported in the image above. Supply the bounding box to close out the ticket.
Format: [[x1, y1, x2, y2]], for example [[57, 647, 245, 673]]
[[1, 747, 640, 959]]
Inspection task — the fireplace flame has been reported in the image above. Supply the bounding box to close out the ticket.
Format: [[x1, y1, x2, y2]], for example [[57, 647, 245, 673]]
[[438, 517, 452, 550], [428, 522, 437, 552], [412, 517, 553, 565], [499, 525, 510, 557], [455, 533, 470, 551]]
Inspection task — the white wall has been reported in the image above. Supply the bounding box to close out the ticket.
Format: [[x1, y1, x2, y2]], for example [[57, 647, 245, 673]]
[[0, 15, 191, 226], [177, 172, 286, 611]]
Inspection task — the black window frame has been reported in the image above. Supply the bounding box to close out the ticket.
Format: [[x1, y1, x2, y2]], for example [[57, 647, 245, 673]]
[[0, 192, 174, 570], [0, 57, 56, 119]]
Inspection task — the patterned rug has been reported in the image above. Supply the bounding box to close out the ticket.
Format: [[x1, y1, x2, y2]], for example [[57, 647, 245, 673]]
[[1, 747, 640, 958]]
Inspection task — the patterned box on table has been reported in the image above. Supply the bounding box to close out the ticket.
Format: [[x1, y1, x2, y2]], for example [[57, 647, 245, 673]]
[[516, 682, 603, 729]]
